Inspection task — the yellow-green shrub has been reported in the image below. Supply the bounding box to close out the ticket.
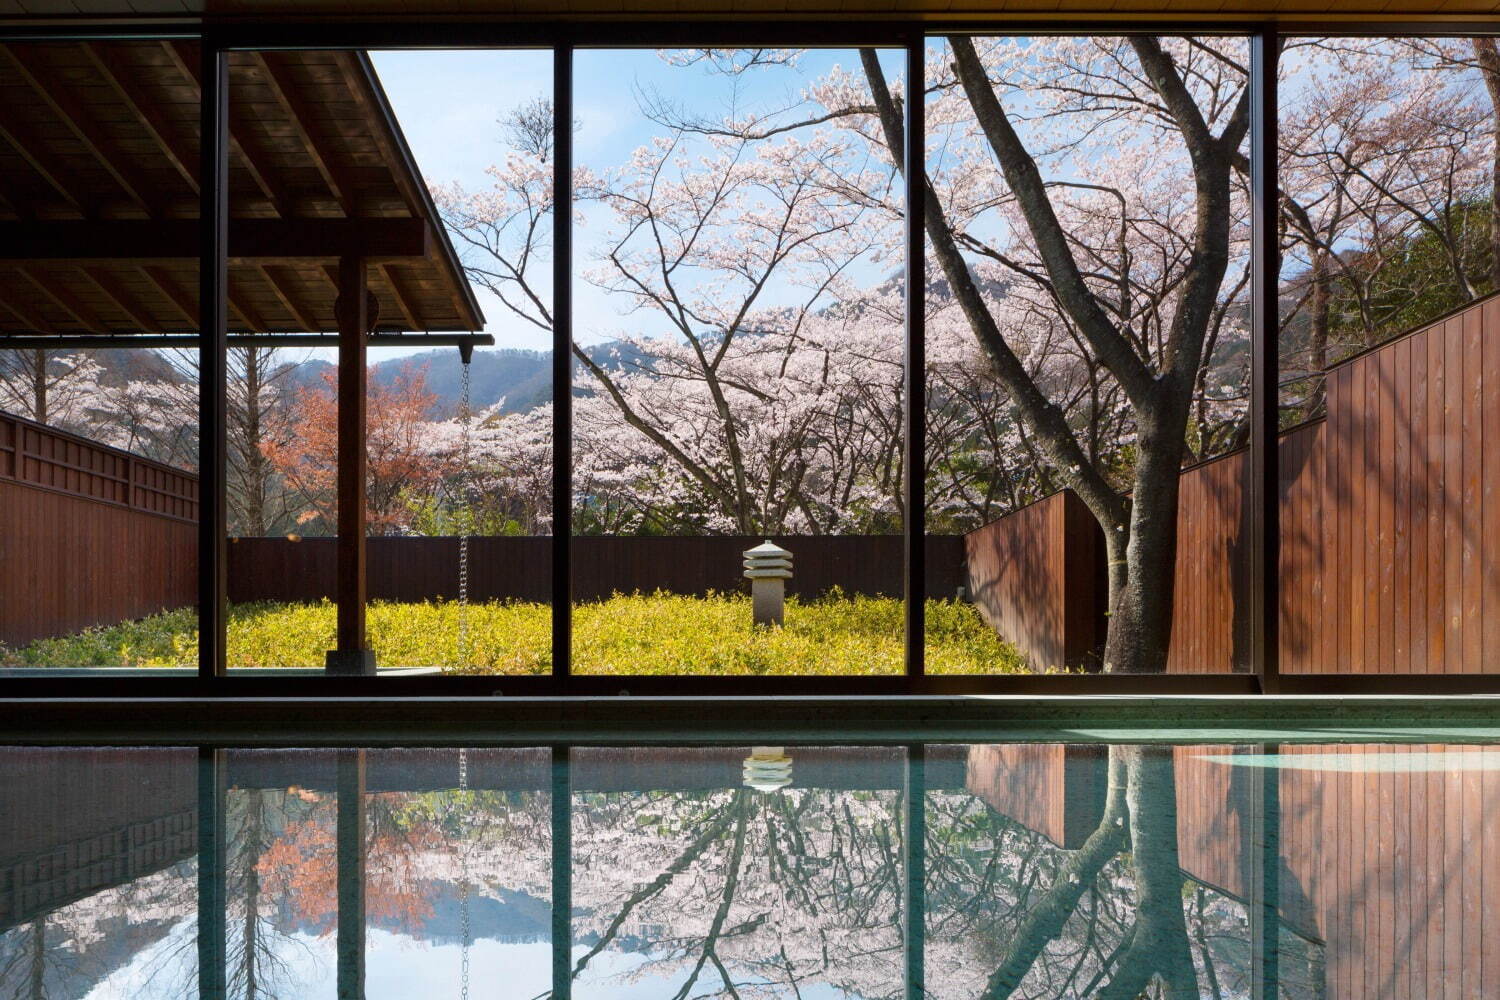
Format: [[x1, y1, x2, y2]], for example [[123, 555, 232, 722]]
[[3, 594, 1026, 676]]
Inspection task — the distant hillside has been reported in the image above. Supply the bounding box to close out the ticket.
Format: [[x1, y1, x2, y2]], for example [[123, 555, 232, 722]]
[[292, 342, 649, 417]]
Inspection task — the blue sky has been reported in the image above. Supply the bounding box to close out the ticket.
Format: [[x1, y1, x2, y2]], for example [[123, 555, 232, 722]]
[[363, 48, 903, 367]]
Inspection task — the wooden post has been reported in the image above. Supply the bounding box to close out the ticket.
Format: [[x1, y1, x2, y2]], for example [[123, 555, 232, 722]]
[[327, 254, 375, 675]]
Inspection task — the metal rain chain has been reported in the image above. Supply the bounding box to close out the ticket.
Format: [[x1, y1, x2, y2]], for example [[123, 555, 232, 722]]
[[456, 345, 474, 670], [457, 746, 471, 1000]]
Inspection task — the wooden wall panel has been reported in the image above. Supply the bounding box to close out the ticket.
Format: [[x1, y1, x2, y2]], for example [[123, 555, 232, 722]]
[[229, 534, 968, 605], [1166, 449, 1253, 673], [1164, 292, 1500, 673], [961, 490, 1105, 672]]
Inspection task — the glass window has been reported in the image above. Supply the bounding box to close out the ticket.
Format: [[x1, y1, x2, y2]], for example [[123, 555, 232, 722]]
[[569, 47, 908, 676], [921, 36, 1252, 676], [0, 41, 201, 673], [1278, 37, 1500, 675], [222, 48, 554, 675]]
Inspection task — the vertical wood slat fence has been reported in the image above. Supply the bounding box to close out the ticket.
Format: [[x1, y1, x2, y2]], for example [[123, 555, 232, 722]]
[[959, 490, 1106, 672], [227, 534, 968, 605], [0, 410, 198, 649], [961, 293, 1500, 675], [1169, 294, 1500, 674]]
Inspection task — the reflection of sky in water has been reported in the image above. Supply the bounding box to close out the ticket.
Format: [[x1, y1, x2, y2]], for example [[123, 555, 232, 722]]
[[1201, 749, 1500, 772], [77, 924, 862, 999]]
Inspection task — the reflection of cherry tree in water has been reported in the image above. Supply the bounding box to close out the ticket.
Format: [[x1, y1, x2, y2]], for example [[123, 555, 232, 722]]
[[975, 748, 1199, 999], [0, 863, 198, 1000], [228, 787, 331, 1000], [0, 752, 1346, 1000], [225, 781, 548, 999], [927, 747, 1324, 1000], [570, 785, 906, 999]]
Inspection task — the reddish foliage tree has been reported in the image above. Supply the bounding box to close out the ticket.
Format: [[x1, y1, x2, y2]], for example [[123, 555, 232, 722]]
[[263, 363, 449, 535]]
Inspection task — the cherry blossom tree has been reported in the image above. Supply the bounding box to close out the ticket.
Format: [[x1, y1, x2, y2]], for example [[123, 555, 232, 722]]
[[1277, 38, 1496, 418], [0, 349, 107, 429], [779, 37, 1252, 675]]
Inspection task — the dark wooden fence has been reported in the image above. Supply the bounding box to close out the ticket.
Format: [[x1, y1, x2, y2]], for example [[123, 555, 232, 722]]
[[958, 293, 1500, 675], [0, 410, 198, 648], [1168, 294, 1500, 673], [959, 490, 1106, 671], [228, 534, 968, 604]]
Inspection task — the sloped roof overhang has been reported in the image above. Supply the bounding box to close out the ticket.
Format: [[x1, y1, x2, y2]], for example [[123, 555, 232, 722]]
[[0, 42, 486, 347]]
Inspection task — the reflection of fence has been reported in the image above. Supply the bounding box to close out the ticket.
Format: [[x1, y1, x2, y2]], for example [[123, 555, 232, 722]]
[[225, 746, 971, 793], [0, 410, 197, 648], [964, 743, 1107, 848], [973, 742, 1500, 999], [0, 748, 197, 931], [1174, 744, 1500, 998], [227, 534, 967, 604]]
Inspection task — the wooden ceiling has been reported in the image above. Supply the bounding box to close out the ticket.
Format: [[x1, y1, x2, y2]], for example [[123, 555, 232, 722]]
[[0, 0, 1497, 22], [0, 42, 483, 339]]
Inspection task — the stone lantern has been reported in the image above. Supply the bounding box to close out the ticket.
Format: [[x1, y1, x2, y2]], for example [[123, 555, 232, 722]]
[[743, 540, 792, 626], [742, 746, 793, 792]]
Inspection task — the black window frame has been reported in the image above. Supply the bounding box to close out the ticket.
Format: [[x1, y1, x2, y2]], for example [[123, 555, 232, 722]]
[[1, 17, 1498, 699]]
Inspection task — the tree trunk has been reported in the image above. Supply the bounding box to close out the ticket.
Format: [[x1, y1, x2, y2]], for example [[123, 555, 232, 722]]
[[31, 349, 46, 425], [242, 348, 268, 537], [1102, 406, 1188, 674], [1472, 39, 1500, 292]]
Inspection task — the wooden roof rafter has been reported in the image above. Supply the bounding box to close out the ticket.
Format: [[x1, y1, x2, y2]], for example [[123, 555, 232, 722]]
[[78, 43, 200, 197], [0, 45, 159, 219], [0, 113, 88, 218], [158, 40, 292, 220], [256, 264, 319, 332], [139, 266, 198, 327], [226, 277, 267, 333], [0, 285, 52, 334], [17, 265, 105, 332], [247, 51, 354, 217], [378, 263, 420, 332], [337, 51, 478, 335], [81, 266, 158, 331]]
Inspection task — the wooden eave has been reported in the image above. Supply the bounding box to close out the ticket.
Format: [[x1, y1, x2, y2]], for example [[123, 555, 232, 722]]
[[0, 41, 484, 338], [0, 0, 1498, 24]]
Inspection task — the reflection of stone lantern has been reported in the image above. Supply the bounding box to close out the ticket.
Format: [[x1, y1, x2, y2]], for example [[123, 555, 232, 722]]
[[743, 746, 793, 792], [743, 540, 792, 626]]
